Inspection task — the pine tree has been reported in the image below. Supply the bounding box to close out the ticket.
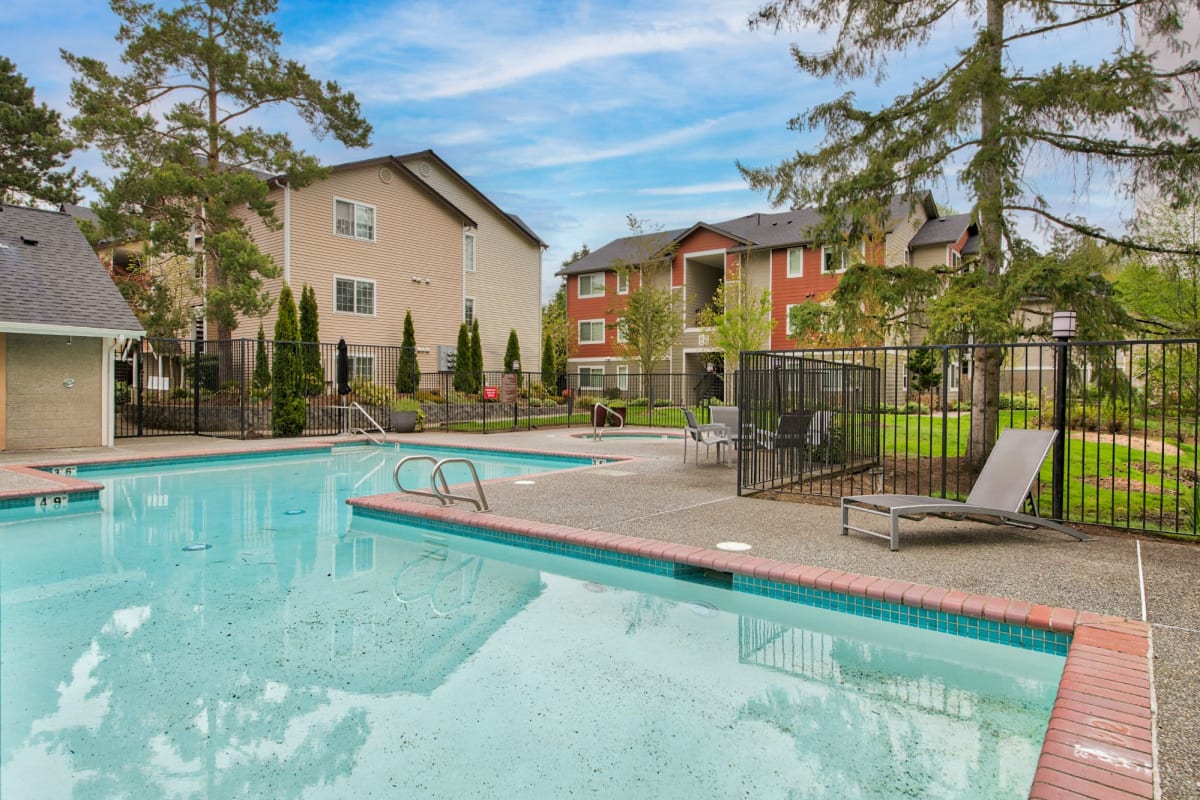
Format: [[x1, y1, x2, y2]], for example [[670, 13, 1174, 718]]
[[298, 284, 323, 396], [271, 283, 305, 436], [741, 0, 1199, 460], [396, 310, 420, 394], [0, 56, 81, 205], [453, 322, 473, 394], [503, 329, 521, 379], [252, 322, 270, 391], [470, 318, 484, 393], [65, 0, 372, 340]]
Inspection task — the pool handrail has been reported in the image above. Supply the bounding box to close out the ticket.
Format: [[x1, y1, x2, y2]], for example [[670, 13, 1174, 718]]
[[393, 455, 491, 512], [591, 401, 625, 441]]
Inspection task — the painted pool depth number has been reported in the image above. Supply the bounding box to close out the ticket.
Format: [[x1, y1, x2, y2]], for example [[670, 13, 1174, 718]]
[[34, 494, 69, 513], [49, 466, 77, 476]]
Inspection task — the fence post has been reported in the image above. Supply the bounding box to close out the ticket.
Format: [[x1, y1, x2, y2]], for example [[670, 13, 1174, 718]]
[[136, 340, 144, 437], [193, 331, 201, 436], [1051, 312, 1077, 519]]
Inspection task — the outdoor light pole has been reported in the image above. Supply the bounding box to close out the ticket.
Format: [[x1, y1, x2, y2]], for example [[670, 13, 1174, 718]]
[[1051, 311, 1077, 520]]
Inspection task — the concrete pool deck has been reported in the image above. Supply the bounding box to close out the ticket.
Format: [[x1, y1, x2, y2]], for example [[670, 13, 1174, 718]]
[[1, 428, 1195, 799]]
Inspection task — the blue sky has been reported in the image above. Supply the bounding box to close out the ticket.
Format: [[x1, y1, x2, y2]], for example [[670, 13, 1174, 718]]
[[4, 0, 1130, 303]]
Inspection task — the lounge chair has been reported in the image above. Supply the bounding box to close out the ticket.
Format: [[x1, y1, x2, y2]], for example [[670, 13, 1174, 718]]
[[682, 408, 732, 464], [840, 428, 1093, 551]]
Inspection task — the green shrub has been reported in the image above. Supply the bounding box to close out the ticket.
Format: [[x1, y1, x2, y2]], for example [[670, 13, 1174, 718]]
[[271, 395, 306, 437], [998, 392, 1037, 410], [350, 379, 390, 406], [170, 387, 190, 400], [115, 380, 130, 405], [902, 401, 929, 414], [629, 397, 649, 407]]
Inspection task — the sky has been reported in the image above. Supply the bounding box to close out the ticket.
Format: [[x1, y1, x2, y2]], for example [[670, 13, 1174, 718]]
[[3, 0, 1135, 304]]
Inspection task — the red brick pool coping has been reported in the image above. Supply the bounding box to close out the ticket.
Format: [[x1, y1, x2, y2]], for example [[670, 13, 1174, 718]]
[[1, 442, 1155, 799], [350, 495, 1156, 800]]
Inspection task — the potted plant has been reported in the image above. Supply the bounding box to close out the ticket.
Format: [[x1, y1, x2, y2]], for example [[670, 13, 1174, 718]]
[[389, 397, 424, 433], [606, 399, 627, 426]]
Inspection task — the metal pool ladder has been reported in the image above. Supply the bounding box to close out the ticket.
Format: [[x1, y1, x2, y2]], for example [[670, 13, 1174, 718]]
[[393, 455, 491, 512]]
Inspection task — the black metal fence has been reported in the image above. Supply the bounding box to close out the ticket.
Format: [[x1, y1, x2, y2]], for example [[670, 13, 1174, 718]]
[[738, 340, 1200, 539], [114, 337, 735, 439], [113, 335, 1200, 538]]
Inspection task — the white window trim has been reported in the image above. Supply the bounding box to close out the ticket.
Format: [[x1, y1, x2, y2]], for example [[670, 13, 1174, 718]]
[[786, 247, 804, 278], [333, 275, 377, 317], [464, 296, 475, 325], [821, 244, 846, 274], [333, 197, 376, 243], [578, 318, 605, 345], [616, 271, 629, 295], [464, 230, 476, 273], [785, 304, 799, 337], [616, 317, 628, 343], [578, 272, 605, 299], [579, 366, 605, 390], [348, 353, 374, 382], [616, 364, 629, 390]]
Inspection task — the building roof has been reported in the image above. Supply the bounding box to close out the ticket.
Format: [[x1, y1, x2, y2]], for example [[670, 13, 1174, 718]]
[[0, 204, 144, 338], [556, 192, 939, 276], [908, 213, 973, 248]]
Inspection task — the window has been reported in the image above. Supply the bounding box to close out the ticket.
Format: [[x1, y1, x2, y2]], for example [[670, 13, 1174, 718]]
[[951, 249, 962, 269], [334, 199, 375, 242], [787, 247, 804, 278], [616, 317, 628, 343], [464, 231, 476, 273], [578, 319, 605, 344], [580, 367, 604, 390], [785, 304, 799, 337], [821, 244, 849, 274], [348, 354, 374, 382], [192, 306, 205, 341], [616, 364, 629, 391], [616, 271, 629, 294], [464, 297, 475, 325], [578, 272, 605, 298], [335, 277, 375, 315]]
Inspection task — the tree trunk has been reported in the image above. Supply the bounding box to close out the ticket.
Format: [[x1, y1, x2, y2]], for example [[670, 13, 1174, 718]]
[[969, 0, 1007, 468]]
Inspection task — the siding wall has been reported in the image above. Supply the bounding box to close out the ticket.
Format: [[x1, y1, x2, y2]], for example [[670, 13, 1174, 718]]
[[885, 205, 932, 266], [401, 157, 543, 372], [5, 335, 103, 450], [0, 334, 5, 449], [768, 246, 843, 349], [244, 166, 468, 381]]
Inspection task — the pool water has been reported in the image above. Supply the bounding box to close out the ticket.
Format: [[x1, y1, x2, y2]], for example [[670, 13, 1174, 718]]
[[0, 451, 1063, 799]]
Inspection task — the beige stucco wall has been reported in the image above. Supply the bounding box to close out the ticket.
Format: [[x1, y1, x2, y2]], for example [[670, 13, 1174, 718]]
[[402, 157, 543, 372], [243, 165, 469, 384], [4, 334, 104, 450]]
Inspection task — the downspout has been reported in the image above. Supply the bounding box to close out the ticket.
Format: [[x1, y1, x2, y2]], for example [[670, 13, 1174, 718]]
[[283, 182, 291, 285]]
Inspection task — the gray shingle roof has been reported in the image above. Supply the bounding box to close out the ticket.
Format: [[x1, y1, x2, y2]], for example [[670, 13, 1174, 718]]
[[556, 192, 939, 275], [0, 204, 144, 337], [908, 213, 973, 248]]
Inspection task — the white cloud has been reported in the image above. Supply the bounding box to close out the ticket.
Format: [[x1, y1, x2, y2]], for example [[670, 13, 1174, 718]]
[[637, 180, 749, 196]]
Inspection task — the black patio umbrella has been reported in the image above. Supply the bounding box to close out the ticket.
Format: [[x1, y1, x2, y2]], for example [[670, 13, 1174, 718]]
[[336, 338, 351, 396]]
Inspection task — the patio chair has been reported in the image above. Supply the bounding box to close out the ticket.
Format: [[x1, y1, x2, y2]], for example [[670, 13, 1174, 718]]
[[755, 411, 812, 470], [709, 406, 750, 457], [840, 428, 1094, 551], [682, 408, 732, 464]]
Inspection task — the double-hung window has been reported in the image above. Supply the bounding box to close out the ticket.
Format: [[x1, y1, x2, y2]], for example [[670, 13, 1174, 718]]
[[580, 367, 604, 390], [578, 272, 605, 298], [334, 199, 375, 242], [348, 354, 374, 382], [616, 364, 629, 390], [616, 271, 630, 294], [821, 244, 849, 274], [335, 276, 375, 316], [616, 317, 628, 343], [464, 297, 475, 325], [464, 231, 476, 273], [578, 319, 605, 344], [787, 247, 804, 278]]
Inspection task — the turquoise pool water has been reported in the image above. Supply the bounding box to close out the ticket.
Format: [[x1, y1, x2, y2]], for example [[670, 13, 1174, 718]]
[[0, 450, 1063, 799]]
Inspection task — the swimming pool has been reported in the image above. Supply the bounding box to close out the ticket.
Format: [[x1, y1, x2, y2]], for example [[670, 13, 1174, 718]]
[[1, 449, 1064, 798]]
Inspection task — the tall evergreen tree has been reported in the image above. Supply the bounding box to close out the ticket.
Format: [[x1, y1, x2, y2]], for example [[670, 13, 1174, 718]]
[[64, 0, 372, 340], [541, 329, 557, 390], [271, 283, 305, 436], [298, 284, 323, 396], [470, 318, 484, 392], [742, 0, 1199, 460], [453, 323, 473, 394], [252, 321, 270, 390], [503, 329, 521, 379], [396, 310, 420, 394], [0, 56, 81, 205]]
